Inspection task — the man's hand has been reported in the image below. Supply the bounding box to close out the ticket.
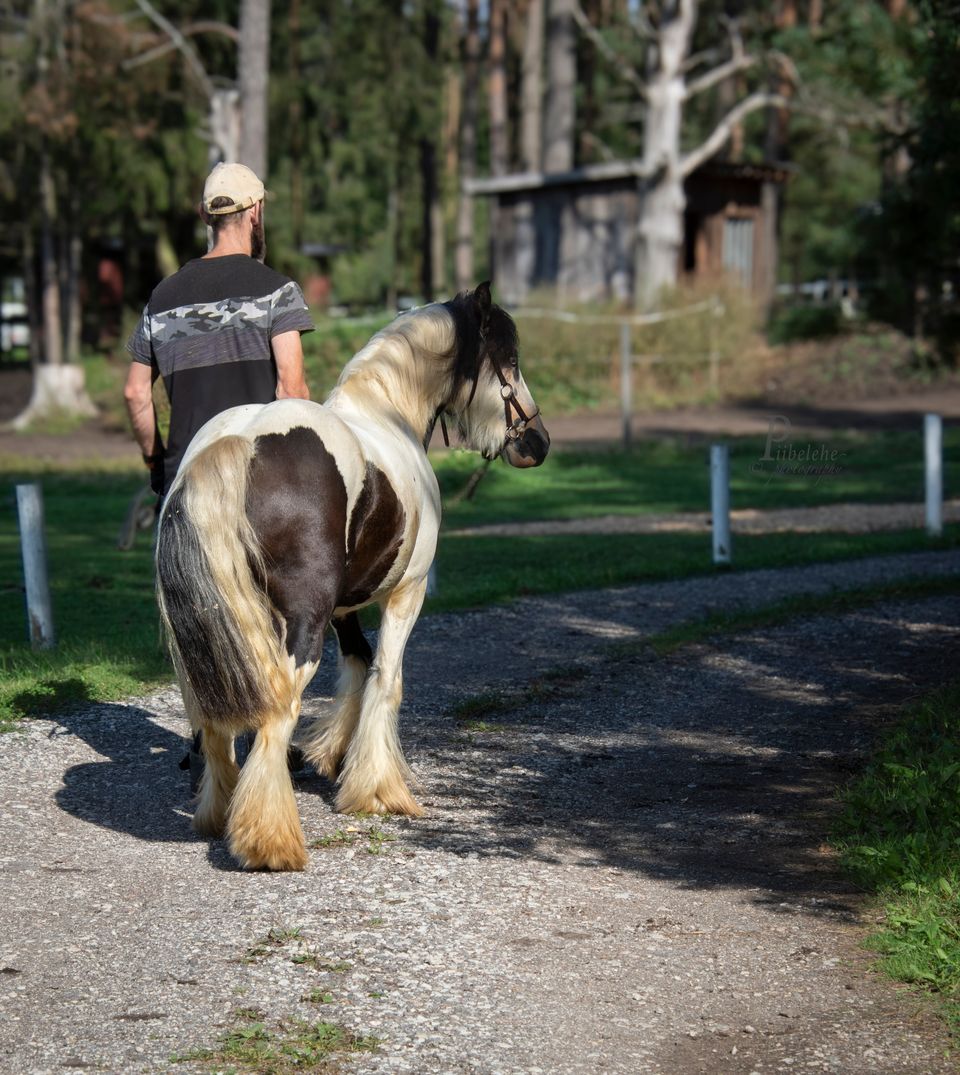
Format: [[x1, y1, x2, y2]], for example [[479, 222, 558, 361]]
[[273, 330, 310, 400]]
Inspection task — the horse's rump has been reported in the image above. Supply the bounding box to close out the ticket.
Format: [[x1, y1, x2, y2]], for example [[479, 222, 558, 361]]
[[156, 434, 292, 727]]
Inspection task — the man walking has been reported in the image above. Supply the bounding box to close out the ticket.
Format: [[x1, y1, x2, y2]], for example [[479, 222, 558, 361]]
[[124, 163, 314, 785], [124, 162, 314, 496]]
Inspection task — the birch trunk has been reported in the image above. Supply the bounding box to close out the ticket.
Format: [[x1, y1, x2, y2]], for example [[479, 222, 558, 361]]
[[635, 0, 695, 310], [238, 0, 269, 177]]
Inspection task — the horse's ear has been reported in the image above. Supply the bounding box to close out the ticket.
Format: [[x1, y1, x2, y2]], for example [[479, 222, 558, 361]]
[[473, 281, 493, 324]]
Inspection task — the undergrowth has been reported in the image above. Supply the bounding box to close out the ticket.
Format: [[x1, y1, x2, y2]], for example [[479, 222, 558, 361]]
[[834, 682, 960, 1036]]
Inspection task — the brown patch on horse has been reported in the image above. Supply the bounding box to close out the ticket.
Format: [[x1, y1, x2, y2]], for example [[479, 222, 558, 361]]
[[246, 426, 348, 667], [341, 463, 407, 608]]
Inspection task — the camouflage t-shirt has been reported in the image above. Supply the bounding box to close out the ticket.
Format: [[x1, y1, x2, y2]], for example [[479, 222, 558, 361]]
[[127, 254, 314, 495]]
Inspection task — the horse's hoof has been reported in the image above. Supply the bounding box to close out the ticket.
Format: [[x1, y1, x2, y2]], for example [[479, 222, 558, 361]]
[[230, 835, 309, 872], [335, 786, 424, 818]]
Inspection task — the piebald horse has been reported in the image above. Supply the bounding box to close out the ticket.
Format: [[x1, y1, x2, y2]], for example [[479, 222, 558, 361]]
[[156, 283, 549, 871]]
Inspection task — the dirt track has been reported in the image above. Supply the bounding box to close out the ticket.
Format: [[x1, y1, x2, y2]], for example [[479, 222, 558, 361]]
[[1, 550, 957, 1074]]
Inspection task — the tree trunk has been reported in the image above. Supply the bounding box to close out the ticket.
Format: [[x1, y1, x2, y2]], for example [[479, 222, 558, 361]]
[[578, 0, 600, 162], [209, 88, 241, 164], [634, 0, 695, 310], [543, 0, 576, 173], [289, 0, 304, 251], [455, 0, 480, 291], [39, 152, 62, 368], [488, 0, 508, 176], [420, 137, 437, 302], [238, 0, 270, 177], [14, 150, 96, 427], [64, 228, 82, 365], [520, 0, 544, 171], [155, 224, 180, 279], [420, 0, 442, 301], [386, 179, 399, 310], [23, 228, 42, 368], [764, 0, 796, 161]]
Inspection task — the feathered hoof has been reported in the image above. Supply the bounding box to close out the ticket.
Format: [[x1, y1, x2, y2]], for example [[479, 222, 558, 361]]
[[228, 824, 309, 872], [302, 741, 343, 781], [335, 780, 424, 818]]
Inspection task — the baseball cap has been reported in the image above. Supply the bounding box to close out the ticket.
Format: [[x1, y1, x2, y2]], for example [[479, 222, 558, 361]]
[[202, 162, 266, 215]]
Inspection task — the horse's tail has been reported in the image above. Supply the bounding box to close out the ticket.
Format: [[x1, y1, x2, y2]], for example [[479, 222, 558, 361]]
[[156, 435, 291, 728]]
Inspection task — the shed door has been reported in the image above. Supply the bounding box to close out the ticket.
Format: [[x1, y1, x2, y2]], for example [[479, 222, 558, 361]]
[[722, 216, 754, 288]]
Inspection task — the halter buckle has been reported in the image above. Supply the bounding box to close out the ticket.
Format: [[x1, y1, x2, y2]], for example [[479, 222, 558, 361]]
[[500, 383, 515, 400]]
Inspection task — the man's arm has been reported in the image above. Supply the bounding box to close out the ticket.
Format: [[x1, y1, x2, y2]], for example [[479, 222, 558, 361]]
[[273, 330, 310, 400], [123, 362, 160, 459]]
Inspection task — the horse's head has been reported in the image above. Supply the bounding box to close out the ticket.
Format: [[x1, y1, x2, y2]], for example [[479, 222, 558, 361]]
[[445, 282, 550, 469]]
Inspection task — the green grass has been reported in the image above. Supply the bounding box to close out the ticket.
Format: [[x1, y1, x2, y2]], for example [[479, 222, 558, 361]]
[[172, 1012, 379, 1073], [0, 462, 168, 729], [437, 428, 960, 530], [427, 527, 959, 614], [834, 683, 960, 1037], [1, 435, 956, 725]]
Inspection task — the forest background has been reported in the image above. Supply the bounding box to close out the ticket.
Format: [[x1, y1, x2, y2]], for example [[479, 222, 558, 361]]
[[0, 0, 958, 417]]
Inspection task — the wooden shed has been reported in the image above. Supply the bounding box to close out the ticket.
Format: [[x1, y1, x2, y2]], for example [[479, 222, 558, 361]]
[[467, 159, 790, 307]]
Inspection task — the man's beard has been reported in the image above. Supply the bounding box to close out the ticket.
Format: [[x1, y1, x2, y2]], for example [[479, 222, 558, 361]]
[[251, 216, 266, 262]]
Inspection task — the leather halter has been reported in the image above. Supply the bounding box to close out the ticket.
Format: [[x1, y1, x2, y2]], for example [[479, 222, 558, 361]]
[[489, 350, 539, 441], [437, 336, 539, 449]]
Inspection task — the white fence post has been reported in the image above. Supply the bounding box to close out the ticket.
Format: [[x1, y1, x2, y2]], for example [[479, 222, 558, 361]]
[[620, 321, 632, 450], [925, 413, 943, 537], [15, 483, 55, 649], [710, 444, 731, 565], [426, 560, 438, 597]]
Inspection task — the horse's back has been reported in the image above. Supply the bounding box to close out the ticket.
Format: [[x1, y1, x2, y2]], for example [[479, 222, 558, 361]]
[[176, 398, 367, 497]]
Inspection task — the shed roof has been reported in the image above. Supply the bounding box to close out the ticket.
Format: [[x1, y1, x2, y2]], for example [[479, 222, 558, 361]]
[[465, 158, 794, 196]]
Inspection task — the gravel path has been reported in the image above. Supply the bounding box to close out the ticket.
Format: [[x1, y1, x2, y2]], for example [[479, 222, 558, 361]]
[[1, 550, 958, 1074]]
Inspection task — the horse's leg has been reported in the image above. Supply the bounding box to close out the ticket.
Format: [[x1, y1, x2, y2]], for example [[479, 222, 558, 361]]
[[225, 653, 320, 872], [302, 612, 372, 779], [336, 579, 427, 817], [180, 679, 239, 837], [192, 723, 239, 836]]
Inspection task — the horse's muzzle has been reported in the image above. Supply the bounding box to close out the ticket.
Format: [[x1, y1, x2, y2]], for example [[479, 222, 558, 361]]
[[503, 422, 550, 468]]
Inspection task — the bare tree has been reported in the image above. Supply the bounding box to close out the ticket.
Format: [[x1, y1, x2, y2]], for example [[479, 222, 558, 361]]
[[572, 0, 790, 309]]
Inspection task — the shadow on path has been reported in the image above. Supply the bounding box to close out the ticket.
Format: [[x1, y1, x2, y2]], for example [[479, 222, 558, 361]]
[[404, 596, 957, 918]]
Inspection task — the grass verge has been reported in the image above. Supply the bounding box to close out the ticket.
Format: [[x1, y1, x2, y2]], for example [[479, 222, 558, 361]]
[[834, 683, 960, 1038], [436, 428, 960, 530]]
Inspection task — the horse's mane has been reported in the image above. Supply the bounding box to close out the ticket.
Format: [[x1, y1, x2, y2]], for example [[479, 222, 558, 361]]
[[330, 291, 518, 431]]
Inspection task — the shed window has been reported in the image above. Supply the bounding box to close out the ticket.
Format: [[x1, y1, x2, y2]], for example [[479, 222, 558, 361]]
[[723, 216, 754, 288]]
